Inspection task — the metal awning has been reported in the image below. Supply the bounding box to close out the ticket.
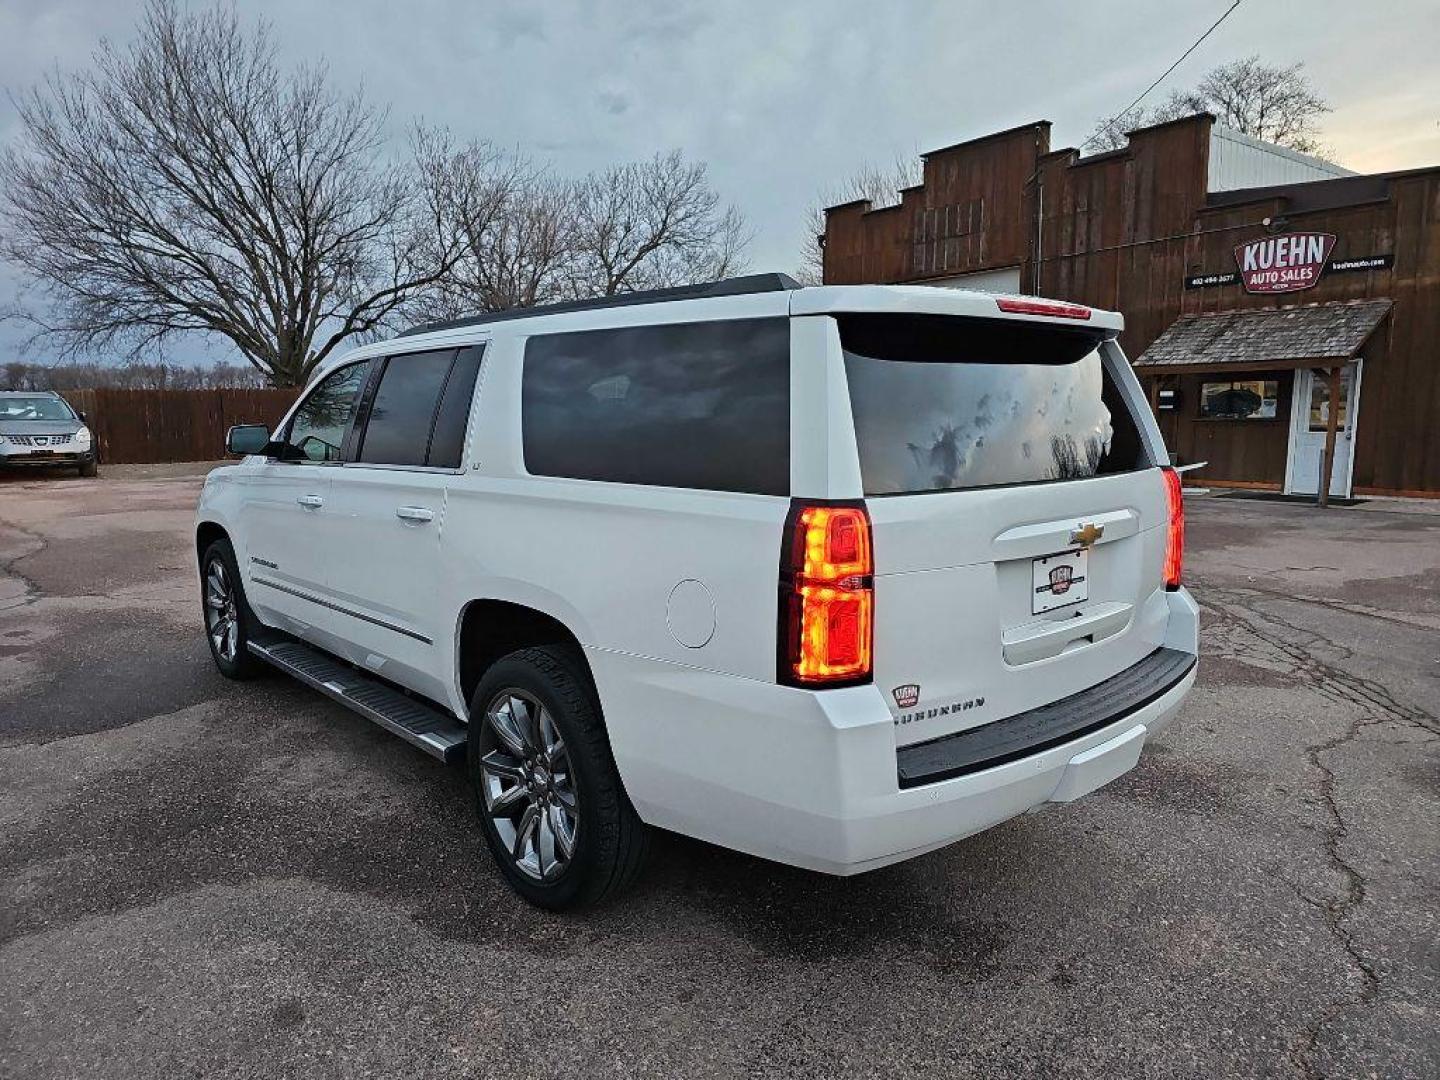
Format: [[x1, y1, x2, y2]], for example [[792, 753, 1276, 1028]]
[[1134, 299, 1392, 374]]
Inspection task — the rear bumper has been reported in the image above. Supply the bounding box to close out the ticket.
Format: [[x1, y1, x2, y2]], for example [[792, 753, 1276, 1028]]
[[896, 646, 1195, 788], [594, 587, 1200, 875], [817, 665, 1194, 874]]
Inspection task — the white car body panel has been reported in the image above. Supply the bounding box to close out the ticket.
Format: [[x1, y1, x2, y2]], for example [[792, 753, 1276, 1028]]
[[197, 283, 1198, 875], [318, 464, 454, 702], [231, 466, 335, 631]]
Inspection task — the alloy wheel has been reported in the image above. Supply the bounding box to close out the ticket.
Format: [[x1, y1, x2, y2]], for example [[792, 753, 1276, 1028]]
[[203, 559, 239, 663], [478, 688, 579, 881]]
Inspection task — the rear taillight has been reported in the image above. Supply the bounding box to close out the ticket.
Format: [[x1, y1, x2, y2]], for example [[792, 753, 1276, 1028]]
[[1162, 467, 1184, 590], [779, 503, 874, 686], [995, 297, 1093, 320]]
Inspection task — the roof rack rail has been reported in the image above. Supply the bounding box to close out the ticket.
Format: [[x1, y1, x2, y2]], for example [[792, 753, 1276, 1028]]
[[397, 272, 802, 337]]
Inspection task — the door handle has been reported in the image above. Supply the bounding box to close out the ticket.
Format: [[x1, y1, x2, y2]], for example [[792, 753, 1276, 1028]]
[[296, 494, 324, 509], [395, 506, 435, 523]]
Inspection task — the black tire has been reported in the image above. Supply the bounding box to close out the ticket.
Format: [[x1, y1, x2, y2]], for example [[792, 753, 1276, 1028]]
[[468, 645, 649, 910], [78, 456, 98, 478], [200, 538, 265, 679]]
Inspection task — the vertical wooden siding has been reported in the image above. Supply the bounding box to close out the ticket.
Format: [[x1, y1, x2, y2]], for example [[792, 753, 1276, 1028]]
[[822, 122, 1049, 286], [61, 388, 299, 464]]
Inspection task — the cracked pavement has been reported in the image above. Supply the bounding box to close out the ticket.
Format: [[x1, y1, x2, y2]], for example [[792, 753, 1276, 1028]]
[[1, 467, 1437, 1079]]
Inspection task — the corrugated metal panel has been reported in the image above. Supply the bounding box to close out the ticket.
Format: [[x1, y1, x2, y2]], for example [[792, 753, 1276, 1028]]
[[1208, 126, 1354, 192]]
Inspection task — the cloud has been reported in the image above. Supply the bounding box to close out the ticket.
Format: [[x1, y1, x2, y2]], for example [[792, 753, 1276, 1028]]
[[1, 0, 1436, 365], [493, 8, 546, 45], [596, 90, 630, 116]]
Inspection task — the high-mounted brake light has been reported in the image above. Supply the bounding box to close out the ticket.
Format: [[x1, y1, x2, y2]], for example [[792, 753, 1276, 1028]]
[[995, 297, 1093, 320], [779, 503, 874, 686], [1162, 467, 1184, 590]]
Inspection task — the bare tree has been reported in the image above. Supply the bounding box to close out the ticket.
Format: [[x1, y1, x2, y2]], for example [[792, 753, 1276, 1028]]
[[1086, 105, 1158, 154], [567, 151, 749, 297], [2, 359, 266, 390], [453, 173, 574, 312], [799, 156, 921, 285], [410, 145, 571, 322], [1087, 56, 1332, 155], [410, 147, 749, 324], [0, 1, 465, 386], [1175, 57, 1331, 152]]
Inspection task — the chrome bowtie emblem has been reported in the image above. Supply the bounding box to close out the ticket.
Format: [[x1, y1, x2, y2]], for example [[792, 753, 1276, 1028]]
[[1069, 522, 1104, 548]]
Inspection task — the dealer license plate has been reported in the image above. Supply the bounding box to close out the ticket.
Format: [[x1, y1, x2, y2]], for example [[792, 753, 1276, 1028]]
[[1032, 549, 1089, 614]]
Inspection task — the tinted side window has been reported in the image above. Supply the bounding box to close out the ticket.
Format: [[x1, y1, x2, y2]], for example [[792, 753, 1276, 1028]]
[[286, 361, 371, 463], [521, 319, 790, 495], [427, 345, 484, 468], [357, 349, 457, 467]]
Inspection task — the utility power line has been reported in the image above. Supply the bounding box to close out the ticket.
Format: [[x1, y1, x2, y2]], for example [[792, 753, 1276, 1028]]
[[1083, 0, 1244, 150]]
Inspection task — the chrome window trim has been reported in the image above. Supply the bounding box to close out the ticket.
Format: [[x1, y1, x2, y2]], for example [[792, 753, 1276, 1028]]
[[335, 461, 465, 476]]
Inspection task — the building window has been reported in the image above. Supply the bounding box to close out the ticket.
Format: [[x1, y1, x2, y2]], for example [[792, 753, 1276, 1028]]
[[1199, 379, 1279, 420]]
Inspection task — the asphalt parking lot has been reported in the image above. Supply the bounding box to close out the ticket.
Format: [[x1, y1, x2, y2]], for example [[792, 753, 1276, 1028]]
[[1, 467, 1437, 1079]]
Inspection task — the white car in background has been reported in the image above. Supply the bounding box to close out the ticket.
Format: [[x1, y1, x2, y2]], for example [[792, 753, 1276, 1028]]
[[195, 274, 1197, 909]]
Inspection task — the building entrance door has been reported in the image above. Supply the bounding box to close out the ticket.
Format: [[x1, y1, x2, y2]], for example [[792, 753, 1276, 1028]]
[[1285, 360, 1363, 499]]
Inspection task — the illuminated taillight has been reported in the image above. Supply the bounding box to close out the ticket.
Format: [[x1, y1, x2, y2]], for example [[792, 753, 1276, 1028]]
[[1162, 467, 1184, 590], [779, 503, 874, 686], [995, 297, 1093, 320]]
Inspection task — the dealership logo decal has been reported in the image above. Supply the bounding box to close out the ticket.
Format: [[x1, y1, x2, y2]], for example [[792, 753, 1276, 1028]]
[[1036, 565, 1086, 598], [1234, 232, 1335, 294], [892, 684, 921, 709]]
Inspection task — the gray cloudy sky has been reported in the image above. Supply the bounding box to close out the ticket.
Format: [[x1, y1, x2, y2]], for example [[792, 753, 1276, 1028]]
[[2, 0, 1437, 365]]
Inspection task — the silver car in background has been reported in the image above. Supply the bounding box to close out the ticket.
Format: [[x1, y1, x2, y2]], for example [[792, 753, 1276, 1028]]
[[0, 391, 98, 476]]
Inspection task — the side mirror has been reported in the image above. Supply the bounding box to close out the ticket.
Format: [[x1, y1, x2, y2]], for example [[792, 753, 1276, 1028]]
[[78, 410, 88, 423], [226, 424, 272, 456]]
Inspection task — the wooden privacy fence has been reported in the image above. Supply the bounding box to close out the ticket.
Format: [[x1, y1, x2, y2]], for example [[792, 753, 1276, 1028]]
[[63, 388, 300, 464]]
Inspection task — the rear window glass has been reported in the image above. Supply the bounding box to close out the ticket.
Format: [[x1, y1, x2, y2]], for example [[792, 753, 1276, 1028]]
[[521, 318, 790, 495], [840, 314, 1148, 495]]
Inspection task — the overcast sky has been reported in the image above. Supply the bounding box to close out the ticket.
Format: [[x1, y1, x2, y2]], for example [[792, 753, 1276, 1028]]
[[2, 0, 1437, 367]]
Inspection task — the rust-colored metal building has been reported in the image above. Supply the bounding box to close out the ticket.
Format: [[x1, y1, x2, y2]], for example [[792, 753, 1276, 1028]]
[[821, 114, 1440, 499]]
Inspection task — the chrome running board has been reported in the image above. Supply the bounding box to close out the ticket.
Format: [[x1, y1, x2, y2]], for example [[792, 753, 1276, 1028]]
[[248, 637, 467, 763]]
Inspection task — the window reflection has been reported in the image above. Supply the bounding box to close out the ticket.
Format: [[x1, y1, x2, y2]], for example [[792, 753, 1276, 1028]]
[[522, 319, 790, 495], [287, 363, 369, 462], [845, 349, 1140, 494]]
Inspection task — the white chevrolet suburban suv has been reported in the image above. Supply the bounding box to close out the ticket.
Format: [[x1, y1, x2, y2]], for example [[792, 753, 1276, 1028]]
[[196, 274, 1198, 909]]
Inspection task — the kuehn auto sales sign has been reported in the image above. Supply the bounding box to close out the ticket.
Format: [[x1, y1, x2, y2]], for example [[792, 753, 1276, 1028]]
[[1233, 231, 1336, 294]]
